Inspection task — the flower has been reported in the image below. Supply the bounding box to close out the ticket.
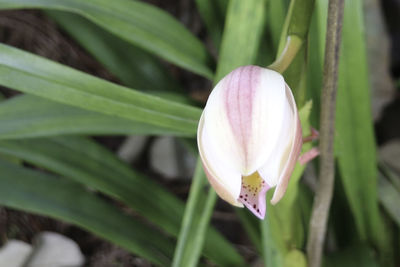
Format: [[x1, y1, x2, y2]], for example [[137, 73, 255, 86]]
[[197, 65, 302, 219]]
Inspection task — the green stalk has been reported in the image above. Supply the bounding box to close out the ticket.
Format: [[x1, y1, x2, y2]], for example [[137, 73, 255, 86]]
[[306, 0, 345, 266]]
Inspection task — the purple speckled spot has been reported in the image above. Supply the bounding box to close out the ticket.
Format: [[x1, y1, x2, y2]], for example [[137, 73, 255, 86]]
[[238, 175, 270, 219]]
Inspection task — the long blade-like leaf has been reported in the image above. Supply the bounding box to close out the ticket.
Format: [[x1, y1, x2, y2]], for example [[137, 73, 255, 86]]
[[195, 0, 227, 51], [215, 0, 267, 81], [267, 0, 289, 50], [0, 44, 200, 135], [45, 10, 181, 92], [172, 160, 217, 267], [0, 137, 183, 233], [324, 244, 379, 267], [0, 0, 214, 78], [335, 0, 387, 249], [0, 95, 190, 139], [0, 159, 173, 266], [0, 136, 245, 266]]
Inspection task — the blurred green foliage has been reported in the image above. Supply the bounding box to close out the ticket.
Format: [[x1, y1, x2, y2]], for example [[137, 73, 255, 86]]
[[0, 0, 398, 266]]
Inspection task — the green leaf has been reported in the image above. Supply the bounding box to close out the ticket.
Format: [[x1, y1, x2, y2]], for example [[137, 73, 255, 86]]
[[195, 0, 227, 51], [323, 244, 379, 267], [285, 0, 316, 40], [45, 10, 181, 92], [172, 159, 218, 267], [0, 95, 191, 139], [215, 0, 267, 81], [261, 205, 285, 267], [0, 0, 213, 78], [0, 44, 201, 135], [335, 0, 386, 247], [0, 136, 244, 266], [235, 209, 262, 252], [267, 0, 289, 51], [0, 159, 173, 266], [0, 137, 184, 234], [305, 4, 324, 127]]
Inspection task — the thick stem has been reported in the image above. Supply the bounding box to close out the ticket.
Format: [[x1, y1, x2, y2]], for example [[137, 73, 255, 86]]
[[306, 0, 344, 267]]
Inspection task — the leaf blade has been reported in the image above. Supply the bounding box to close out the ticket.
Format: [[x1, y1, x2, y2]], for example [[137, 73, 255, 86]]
[[0, 0, 214, 78], [0, 44, 200, 135], [45, 10, 182, 92], [0, 159, 173, 266], [0, 95, 190, 139], [215, 0, 267, 81], [335, 0, 386, 248], [0, 136, 244, 266], [172, 160, 218, 267]]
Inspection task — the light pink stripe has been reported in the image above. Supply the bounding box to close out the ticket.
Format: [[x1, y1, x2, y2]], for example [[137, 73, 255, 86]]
[[224, 66, 261, 168]]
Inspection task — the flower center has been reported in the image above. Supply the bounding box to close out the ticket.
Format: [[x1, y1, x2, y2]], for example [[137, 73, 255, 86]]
[[238, 171, 269, 218]]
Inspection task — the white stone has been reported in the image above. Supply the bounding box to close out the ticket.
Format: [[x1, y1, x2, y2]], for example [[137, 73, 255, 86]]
[[26, 232, 84, 267], [117, 135, 148, 163], [0, 240, 32, 267], [150, 137, 195, 179], [150, 137, 179, 179], [380, 139, 400, 175]]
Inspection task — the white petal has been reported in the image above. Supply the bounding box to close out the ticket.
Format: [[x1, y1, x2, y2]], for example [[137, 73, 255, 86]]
[[197, 112, 243, 206], [201, 66, 288, 176], [245, 68, 288, 174], [271, 113, 302, 204], [257, 91, 294, 186], [202, 77, 244, 175], [257, 83, 303, 204]]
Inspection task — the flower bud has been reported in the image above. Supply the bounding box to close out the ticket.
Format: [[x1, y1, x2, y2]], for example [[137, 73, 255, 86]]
[[197, 65, 302, 219]]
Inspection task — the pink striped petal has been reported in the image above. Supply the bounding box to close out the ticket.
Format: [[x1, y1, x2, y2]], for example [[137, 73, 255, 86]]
[[201, 66, 287, 176], [197, 65, 303, 217]]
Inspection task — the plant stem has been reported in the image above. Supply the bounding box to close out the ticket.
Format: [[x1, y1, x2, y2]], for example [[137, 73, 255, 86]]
[[172, 158, 211, 267], [306, 0, 344, 266], [268, 35, 303, 73]]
